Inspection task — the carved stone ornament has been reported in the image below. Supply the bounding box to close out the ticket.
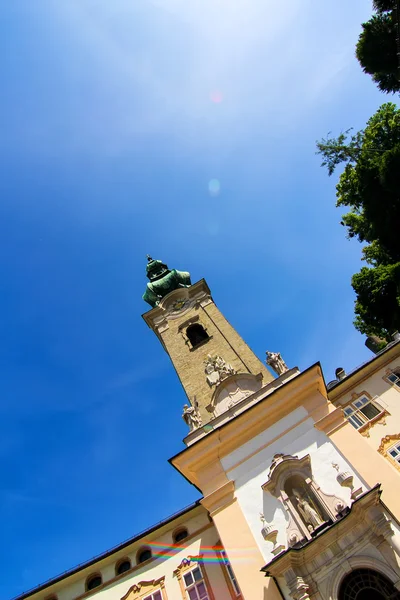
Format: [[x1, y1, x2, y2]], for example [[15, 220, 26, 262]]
[[204, 354, 236, 387], [266, 351, 289, 376], [206, 372, 263, 416], [262, 454, 348, 546], [260, 513, 285, 556], [291, 576, 311, 600], [359, 410, 388, 437], [182, 401, 202, 431], [171, 298, 188, 312], [378, 433, 400, 472], [378, 433, 400, 455], [332, 463, 363, 500], [293, 489, 324, 531], [121, 577, 165, 600]]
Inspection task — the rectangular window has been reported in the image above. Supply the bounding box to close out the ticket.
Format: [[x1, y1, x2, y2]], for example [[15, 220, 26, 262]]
[[388, 442, 400, 463], [143, 592, 162, 600], [343, 395, 383, 429], [388, 372, 400, 387], [183, 566, 210, 600], [220, 551, 241, 597]]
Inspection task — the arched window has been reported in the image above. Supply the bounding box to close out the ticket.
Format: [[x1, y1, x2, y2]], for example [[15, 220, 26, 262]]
[[339, 568, 400, 600], [137, 547, 152, 564], [86, 574, 102, 591], [116, 558, 131, 575], [186, 324, 209, 348], [173, 528, 189, 543]]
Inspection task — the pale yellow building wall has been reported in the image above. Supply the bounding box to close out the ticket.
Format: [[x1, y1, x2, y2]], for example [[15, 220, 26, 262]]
[[23, 509, 235, 600], [331, 356, 400, 465], [210, 499, 281, 600], [328, 420, 400, 521]]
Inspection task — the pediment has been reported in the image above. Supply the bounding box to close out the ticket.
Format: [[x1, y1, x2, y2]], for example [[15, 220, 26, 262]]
[[121, 577, 165, 600], [207, 372, 263, 416], [262, 454, 312, 495]]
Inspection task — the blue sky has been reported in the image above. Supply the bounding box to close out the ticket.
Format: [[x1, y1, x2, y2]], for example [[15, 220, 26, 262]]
[[0, 1, 394, 597]]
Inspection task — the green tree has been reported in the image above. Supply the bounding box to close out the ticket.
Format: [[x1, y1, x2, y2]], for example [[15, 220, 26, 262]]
[[355, 1, 400, 93], [317, 103, 400, 340], [352, 264, 400, 337]]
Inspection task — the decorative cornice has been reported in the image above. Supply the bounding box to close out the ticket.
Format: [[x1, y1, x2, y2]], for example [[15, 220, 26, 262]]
[[200, 481, 236, 516], [142, 279, 211, 330], [313, 406, 347, 435], [171, 364, 325, 488]]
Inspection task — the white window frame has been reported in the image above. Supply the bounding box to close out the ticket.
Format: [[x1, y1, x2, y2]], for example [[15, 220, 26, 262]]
[[343, 395, 384, 429], [388, 371, 400, 388], [143, 592, 162, 600], [183, 565, 210, 600], [220, 551, 241, 597], [388, 442, 400, 463]]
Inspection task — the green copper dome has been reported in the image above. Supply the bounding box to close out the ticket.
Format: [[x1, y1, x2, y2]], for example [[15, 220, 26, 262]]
[[143, 256, 191, 308]]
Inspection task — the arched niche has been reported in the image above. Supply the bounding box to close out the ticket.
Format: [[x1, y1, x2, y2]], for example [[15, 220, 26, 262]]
[[206, 373, 263, 416], [262, 454, 347, 547]]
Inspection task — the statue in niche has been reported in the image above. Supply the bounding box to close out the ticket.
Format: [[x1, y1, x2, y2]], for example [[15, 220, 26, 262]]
[[204, 354, 236, 387], [182, 403, 202, 431], [266, 351, 288, 376], [293, 488, 324, 531]]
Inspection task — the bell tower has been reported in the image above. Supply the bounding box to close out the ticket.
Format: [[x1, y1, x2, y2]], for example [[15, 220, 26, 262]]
[[142, 257, 274, 435]]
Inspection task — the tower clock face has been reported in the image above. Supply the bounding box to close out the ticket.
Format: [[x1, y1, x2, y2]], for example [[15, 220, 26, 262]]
[[171, 298, 187, 312]]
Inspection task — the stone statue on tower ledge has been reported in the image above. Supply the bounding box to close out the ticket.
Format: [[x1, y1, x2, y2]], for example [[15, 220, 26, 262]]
[[266, 351, 288, 376], [182, 402, 202, 431]]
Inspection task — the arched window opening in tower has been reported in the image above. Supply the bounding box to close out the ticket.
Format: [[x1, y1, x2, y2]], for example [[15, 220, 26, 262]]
[[86, 574, 102, 591], [173, 527, 189, 543], [186, 324, 209, 348], [116, 558, 131, 575], [137, 547, 152, 564]]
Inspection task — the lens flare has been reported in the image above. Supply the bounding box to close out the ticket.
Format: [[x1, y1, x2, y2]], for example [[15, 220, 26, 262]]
[[143, 543, 253, 564], [208, 179, 220, 197], [210, 90, 223, 103]]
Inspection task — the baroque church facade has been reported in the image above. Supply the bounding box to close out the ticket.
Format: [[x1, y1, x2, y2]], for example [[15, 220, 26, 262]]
[[15, 258, 400, 600]]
